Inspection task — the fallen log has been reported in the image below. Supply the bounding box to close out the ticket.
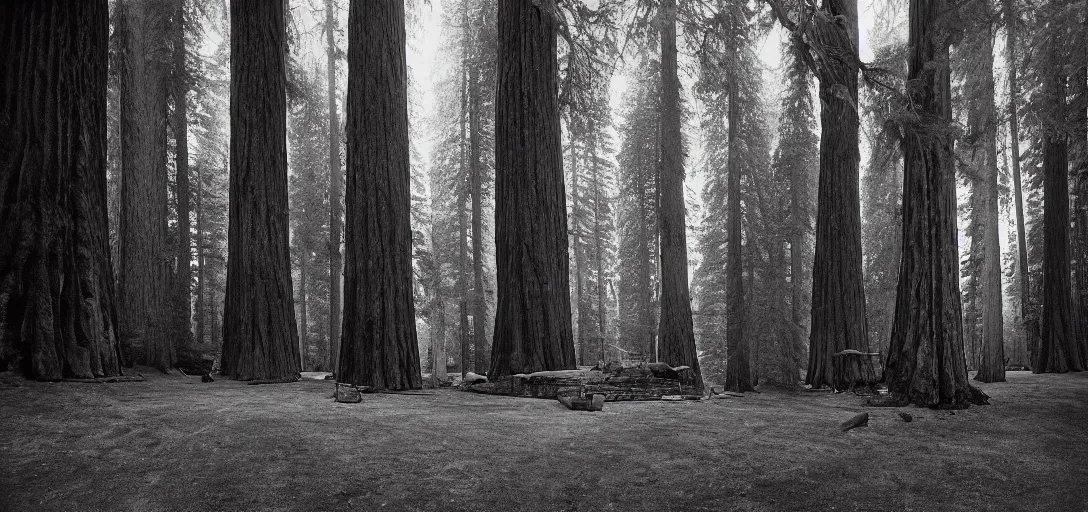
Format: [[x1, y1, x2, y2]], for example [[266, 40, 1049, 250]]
[[840, 412, 869, 432]]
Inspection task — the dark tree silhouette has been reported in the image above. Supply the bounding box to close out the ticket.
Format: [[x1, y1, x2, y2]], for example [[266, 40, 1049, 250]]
[[118, 0, 173, 370], [881, 0, 988, 408], [0, 0, 124, 379], [338, 0, 422, 390], [1034, 28, 1084, 373], [489, 0, 576, 378], [658, 0, 704, 392], [220, 0, 301, 380]]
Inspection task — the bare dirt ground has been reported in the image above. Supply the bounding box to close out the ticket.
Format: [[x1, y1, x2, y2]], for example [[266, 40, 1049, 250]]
[[2, 370, 1087, 512]]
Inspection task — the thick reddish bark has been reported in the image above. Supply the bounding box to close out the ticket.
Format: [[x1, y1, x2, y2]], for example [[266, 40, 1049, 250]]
[[658, 0, 704, 393], [489, 0, 576, 378], [339, 0, 421, 390], [220, 0, 301, 380], [118, 0, 173, 370], [0, 0, 124, 379], [881, 0, 988, 408]]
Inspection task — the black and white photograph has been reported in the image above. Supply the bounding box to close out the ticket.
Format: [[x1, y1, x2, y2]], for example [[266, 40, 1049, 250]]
[[1, 0, 1086, 509]]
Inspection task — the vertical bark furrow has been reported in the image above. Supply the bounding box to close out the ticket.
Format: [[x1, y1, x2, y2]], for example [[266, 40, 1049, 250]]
[[221, 0, 301, 381], [0, 0, 123, 380], [489, 0, 576, 378], [118, 0, 173, 370], [339, 0, 421, 390]]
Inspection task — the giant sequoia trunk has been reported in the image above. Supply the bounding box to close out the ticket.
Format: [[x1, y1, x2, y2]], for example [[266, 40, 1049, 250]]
[[805, 0, 876, 390], [0, 0, 124, 379], [339, 0, 422, 390], [326, 0, 343, 375], [172, 0, 192, 349], [220, 0, 301, 381], [957, 8, 1004, 383], [1034, 38, 1084, 373], [881, 0, 988, 408], [489, 0, 576, 378], [118, 0, 173, 370], [657, 0, 704, 392]]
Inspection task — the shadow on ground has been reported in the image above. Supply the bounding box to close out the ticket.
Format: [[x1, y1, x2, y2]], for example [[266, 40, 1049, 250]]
[[2, 370, 1086, 511]]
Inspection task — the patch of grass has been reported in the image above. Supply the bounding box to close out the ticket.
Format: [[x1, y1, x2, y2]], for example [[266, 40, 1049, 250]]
[[2, 370, 1086, 511]]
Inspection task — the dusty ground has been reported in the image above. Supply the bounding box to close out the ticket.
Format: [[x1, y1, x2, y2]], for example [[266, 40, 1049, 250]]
[[2, 370, 1086, 512]]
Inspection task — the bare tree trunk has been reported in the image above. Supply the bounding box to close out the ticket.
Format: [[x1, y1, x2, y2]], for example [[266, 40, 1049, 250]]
[[430, 214, 447, 384], [657, 0, 703, 393], [299, 249, 308, 369], [724, 76, 752, 393], [196, 163, 205, 345], [489, 0, 576, 378], [326, 0, 343, 376], [469, 64, 488, 373], [172, 0, 192, 350], [458, 10, 470, 378], [1034, 34, 1084, 373], [882, 0, 987, 408], [221, 0, 301, 381], [592, 133, 608, 364], [572, 142, 587, 364], [958, 5, 1004, 383], [0, 0, 124, 379], [1005, 0, 1031, 367], [118, 0, 173, 371], [805, 0, 876, 390]]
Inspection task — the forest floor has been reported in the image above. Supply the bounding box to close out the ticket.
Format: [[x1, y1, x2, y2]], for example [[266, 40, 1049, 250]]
[[2, 370, 1087, 512]]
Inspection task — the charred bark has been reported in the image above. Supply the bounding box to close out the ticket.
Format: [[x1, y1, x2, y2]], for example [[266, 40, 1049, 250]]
[[339, 0, 422, 390], [657, 0, 703, 393], [0, 0, 124, 379], [220, 0, 301, 380], [489, 0, 576, 378]]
